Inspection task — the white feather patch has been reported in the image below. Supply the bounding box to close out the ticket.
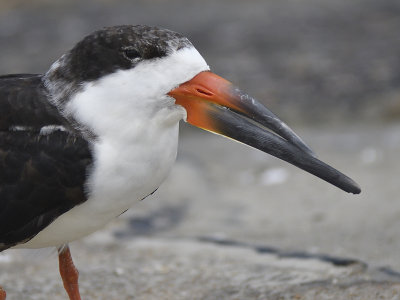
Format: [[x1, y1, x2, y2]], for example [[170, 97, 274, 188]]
[[8, 125, 33, 131], [39, 125, 67, 135]]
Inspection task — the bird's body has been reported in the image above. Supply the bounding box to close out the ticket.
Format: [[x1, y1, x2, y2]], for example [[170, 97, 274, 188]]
[[0, 28, 208, 251], [5, 46, 207, 249], [0, 25, 360, 299]]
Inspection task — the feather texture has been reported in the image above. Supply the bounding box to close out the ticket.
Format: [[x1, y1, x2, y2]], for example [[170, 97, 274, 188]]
[[0, 75, 92, 250]]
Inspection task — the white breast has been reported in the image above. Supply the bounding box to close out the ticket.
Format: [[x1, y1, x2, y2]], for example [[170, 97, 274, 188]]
[[20, 117, 182, 248], [18, 46, 209, 248]]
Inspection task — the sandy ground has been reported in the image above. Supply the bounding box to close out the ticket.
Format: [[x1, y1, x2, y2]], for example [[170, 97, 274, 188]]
[[1, 123, 400, 299]]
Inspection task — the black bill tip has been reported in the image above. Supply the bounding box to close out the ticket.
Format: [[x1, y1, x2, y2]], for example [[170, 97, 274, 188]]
[[208, 103, 362, 194]]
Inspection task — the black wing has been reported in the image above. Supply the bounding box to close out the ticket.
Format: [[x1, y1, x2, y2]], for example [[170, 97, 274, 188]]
[[0, 74, 66, 130], [0, 74, 92, 250]]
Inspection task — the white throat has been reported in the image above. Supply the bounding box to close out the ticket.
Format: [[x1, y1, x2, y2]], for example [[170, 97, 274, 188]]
[[64, 47, 209, 136]]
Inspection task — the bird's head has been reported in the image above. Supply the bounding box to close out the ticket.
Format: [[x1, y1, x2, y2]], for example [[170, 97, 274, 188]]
[[44, 25, 360, 194]]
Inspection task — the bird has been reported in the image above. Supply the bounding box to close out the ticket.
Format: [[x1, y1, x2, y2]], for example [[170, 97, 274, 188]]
[[0, 25, 361, 299]]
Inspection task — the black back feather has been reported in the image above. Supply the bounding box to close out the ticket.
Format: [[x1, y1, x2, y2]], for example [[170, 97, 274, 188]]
[[0, 75, 92, 250]]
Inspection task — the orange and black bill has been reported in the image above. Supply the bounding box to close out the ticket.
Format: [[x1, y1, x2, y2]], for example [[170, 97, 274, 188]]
[[169, 71, 361, 194]]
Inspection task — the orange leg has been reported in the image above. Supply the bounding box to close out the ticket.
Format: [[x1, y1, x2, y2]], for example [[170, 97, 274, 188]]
[[58, 245, 81, 300], [0, 286, 5, 300]]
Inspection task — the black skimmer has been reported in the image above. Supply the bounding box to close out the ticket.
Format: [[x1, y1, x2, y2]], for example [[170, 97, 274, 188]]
[[0, 25, 360, 299]]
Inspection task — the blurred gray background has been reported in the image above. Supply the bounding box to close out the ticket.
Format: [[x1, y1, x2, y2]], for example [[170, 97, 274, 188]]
[[1, 0, 400, 299]]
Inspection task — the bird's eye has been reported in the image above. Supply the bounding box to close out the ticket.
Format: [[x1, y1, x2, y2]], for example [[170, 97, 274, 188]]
[[123, 48, 141, 61]]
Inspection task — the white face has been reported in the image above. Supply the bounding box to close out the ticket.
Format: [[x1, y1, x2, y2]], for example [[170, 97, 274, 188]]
[[63, 46, 210, 139]]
